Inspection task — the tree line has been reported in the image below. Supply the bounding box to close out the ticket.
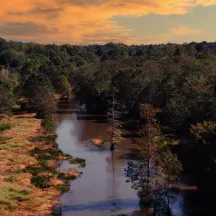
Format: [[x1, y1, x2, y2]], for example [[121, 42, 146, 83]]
[[1, 37, 216, 214]]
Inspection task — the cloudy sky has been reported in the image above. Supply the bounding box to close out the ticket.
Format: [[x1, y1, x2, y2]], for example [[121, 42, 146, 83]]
[[1, 0, 216, 45]]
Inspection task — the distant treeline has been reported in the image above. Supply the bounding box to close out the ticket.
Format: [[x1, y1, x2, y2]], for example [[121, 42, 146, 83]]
[[1, 37, 216, 134]]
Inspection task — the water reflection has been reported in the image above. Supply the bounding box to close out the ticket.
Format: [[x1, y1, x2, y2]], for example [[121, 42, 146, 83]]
[[54, 100, 192, 216], [55, 100, 139, 216], [61, 199, 139, 215]]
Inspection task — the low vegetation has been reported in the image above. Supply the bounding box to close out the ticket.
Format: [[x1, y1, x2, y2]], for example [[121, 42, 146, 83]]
[[0, 183, 32, 211], [0, 123, 12, 131], [0, 114, 84, 215], [69, 157, 86, 168]]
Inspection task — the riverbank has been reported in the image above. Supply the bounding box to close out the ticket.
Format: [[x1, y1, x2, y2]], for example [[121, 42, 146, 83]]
[[0, 113, 81, 216]]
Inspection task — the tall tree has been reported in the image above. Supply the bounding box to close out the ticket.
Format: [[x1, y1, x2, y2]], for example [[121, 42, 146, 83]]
[[0, 86, 15, 114], [23, 75, 57, 118], [107, 88, 124, 151], [125, 104, 182, 214], [57, 75, 72, 99]]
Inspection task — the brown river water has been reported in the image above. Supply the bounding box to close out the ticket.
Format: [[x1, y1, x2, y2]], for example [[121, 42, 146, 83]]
[[54, 100, 215, 216]]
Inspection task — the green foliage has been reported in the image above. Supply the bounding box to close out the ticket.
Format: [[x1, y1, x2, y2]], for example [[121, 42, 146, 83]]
[[156, 148, 183, 179], [26, 135, 81, 190], [1, 38, 216, 133], [0, 183, 31, 211], [23, 74, 57, 118], [57, 172, 77, 181], [190, 121, 216, 142], [41, 115, 54, 132], [57, 75, 71, 98], [31, 175, 51, 189], [0, 68, 19, 114], [69, 157, 86, 167], [2, 37, 216, 215], [125, 104, 182, 212], [0, 86, 16, 114], [29, 145, 62, 161], [0, 123, 12, 131], [69, 157, 85, 164], [1, 38, 216, 134], [26, 135, 60, 189], [54, 184, 69, 193]]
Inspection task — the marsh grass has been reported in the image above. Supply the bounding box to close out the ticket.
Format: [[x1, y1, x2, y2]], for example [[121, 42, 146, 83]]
[[41, 116, 54, 132], [0, 137, 10, 144], [5, 174, 17, 182], [30, 146, 63, 160], [27, 136, 82, 188], [31, 175, 51, 188], [0, 183, 31, 211], [69, 157, 86, 167], [57, 172, 77, 181], [54, 184, 69, 193], [0, 123, 12, 131], [26, 161, 57, 188], [0, 114, 85, 215]]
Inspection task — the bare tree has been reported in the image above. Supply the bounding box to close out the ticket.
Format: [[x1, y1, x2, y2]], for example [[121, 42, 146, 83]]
[[107, 87, 124, 151]]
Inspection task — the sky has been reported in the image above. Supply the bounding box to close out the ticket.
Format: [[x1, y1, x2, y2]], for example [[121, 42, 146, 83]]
[[0, 0, 216, 45]]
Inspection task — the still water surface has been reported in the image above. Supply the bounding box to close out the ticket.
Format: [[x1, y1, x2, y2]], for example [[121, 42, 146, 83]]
[[54, 100, 186, 216]]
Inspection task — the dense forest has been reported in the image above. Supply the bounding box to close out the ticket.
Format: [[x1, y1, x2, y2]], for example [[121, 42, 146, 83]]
[[1, 37, 216, 130], [1, 37, 216, 214]]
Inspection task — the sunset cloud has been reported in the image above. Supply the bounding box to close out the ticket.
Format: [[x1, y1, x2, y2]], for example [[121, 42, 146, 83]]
[[170, 25, 203, 36], [0, 22, 59, 36], [0, 0, 215, 44]]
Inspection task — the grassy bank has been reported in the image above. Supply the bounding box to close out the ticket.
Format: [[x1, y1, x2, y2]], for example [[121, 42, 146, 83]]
[[0, 113, 83, 216]]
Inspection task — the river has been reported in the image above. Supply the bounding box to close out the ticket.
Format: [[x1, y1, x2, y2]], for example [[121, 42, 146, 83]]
[[53, 100, 205, 216]]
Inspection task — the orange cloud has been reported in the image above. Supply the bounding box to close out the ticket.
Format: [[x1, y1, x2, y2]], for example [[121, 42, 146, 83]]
[[0, 0, 214, 44], [170, 25, 203, 36]]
